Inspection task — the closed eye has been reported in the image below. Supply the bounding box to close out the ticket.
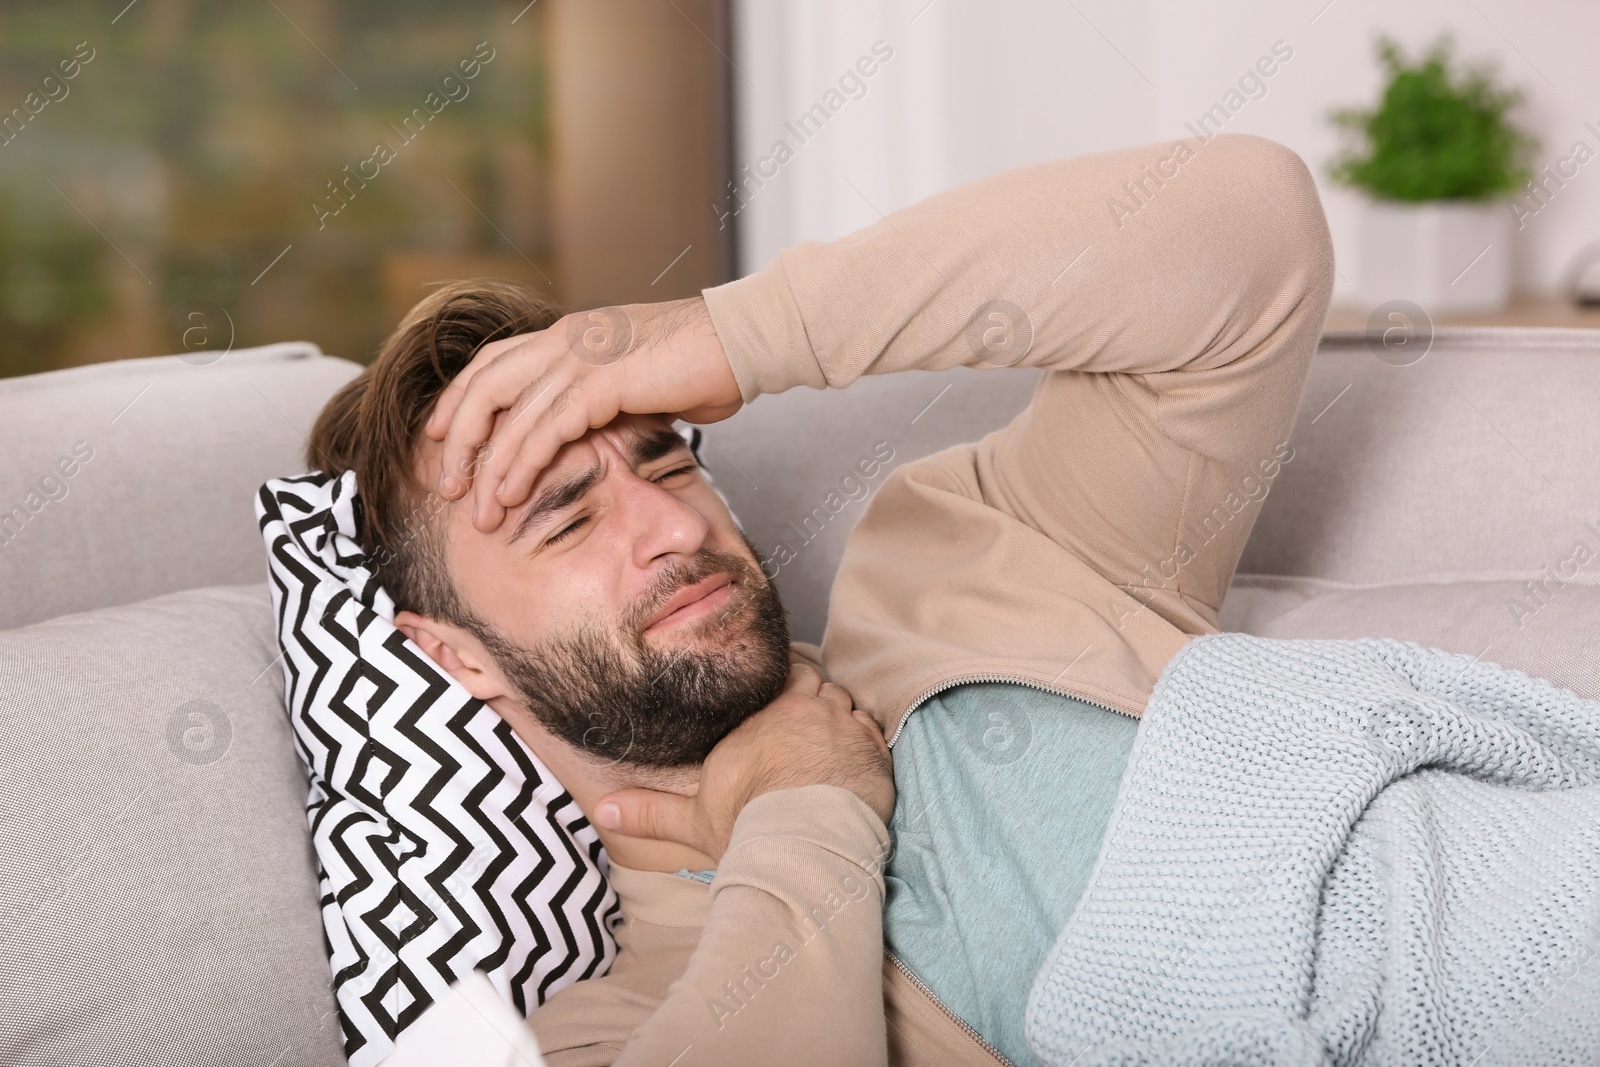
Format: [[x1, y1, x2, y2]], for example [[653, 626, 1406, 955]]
[[652, 463, 699, 484], [544, 465, 698, 547], [545, 515, 589, 545]]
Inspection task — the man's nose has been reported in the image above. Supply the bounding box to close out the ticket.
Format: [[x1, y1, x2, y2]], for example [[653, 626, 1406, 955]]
[[614, 468, 712, 567]]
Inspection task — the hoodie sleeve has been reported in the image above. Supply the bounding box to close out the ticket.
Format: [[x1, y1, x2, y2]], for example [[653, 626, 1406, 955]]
[[702, 133, 1334, 629], [613, 784, 891, 1067], [530, 784, 892, 1067]]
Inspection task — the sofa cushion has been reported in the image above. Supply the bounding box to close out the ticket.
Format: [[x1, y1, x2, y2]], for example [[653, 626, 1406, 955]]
[[0, 343, 362, 631], [1220, 572, 1600, 700], [0, 584, 345, 1067]]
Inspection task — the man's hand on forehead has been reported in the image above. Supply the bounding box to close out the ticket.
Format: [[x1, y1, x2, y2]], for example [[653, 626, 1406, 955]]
[[490, 415, 701, 548], [425, 295, 743, 534]]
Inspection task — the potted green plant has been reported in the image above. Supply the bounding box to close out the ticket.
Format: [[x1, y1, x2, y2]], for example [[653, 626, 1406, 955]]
[[1330, 35, 1536, 314]]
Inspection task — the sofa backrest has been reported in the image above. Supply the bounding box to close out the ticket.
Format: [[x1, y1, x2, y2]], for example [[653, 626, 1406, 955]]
[[1237, 327, 1600, 585], [0, 343, 362, 630], [694, 366, 1043, 643], [6, 326, 1600, 642], [0, 343, 1044, 639], [695, 326, 1600, 641]]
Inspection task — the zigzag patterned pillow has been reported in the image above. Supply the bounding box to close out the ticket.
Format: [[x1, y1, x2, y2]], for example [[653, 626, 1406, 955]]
[[255, 459, 628, 1065]]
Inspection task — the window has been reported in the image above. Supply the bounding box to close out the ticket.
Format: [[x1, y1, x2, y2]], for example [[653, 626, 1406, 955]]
[[0, 0, 734, 378]]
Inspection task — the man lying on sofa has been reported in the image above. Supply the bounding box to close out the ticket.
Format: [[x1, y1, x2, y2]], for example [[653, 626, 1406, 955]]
[[305, 135, 1331, 1067], [310, 134, 1330, 1065]]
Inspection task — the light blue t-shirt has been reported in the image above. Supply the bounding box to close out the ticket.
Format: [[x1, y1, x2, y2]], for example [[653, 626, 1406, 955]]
[[883, 682, 1139, 1066]]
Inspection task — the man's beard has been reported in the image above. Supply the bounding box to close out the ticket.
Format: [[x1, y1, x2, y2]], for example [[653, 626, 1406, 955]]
[[472, 533, 792, 768]]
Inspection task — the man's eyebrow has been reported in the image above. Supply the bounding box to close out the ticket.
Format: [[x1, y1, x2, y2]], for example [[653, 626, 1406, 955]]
[[630, 425, 696, 466], [506, 426, 695, 546], [506, 465, 603, 546]]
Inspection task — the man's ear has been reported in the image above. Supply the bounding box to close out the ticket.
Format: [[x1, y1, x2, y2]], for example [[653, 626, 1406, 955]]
[[394, 609, 512, 702]]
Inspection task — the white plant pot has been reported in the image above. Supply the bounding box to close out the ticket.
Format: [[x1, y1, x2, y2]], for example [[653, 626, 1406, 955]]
[[1357, 198, 1511, 315]]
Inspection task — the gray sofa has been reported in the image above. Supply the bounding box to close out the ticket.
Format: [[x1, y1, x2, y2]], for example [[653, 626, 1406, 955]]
[[3, 328, 1599, 1065]]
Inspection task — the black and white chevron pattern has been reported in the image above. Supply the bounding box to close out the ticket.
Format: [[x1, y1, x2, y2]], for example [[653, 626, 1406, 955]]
[[254, 468, 620, 1067]]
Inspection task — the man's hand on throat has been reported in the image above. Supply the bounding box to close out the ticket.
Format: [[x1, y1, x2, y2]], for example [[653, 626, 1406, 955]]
[[592, 662, 894, 868]]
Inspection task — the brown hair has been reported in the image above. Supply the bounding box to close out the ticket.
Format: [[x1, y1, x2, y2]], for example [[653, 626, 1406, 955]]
[[306, 278, 563, 626]]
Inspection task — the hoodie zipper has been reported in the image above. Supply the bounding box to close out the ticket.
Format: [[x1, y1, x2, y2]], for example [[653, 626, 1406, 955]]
[[880, 672, 1138, 1063], [886, 672, 1137, 750], [887, 950, 1012, 1065]]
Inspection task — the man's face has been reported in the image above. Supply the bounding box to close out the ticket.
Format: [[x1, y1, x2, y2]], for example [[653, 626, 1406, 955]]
[[421, 412, 791, 769]]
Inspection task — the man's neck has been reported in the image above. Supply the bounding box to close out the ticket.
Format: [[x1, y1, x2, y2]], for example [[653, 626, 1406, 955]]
[[492, 698, 718, 874]]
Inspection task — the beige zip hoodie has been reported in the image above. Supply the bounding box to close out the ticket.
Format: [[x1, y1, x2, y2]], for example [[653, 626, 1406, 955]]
[[528, 133, 1335, 1066]]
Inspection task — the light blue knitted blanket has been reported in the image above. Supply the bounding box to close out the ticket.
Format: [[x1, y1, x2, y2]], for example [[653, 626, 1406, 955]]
[[1026, 633, 1600, 1067]]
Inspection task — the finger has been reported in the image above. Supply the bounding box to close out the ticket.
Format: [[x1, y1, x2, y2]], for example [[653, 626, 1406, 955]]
[[424, 332, 532, 442], [467, 377, 565, 532], [818, 681, 855, 716], [467, 365, 571, 528], [488, 366, 615, 511], [785, 661, 823, 695], [435, 336, 549, 499], [852, 708, 891, 756], [593, 788, 708, 851], [473, 490, 504, 536], [451, 412, 510, 531], [472, 372, 625, 533]]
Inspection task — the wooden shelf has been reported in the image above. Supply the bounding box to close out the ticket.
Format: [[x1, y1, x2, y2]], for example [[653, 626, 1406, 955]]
[[1325, 296, 1600, 332]]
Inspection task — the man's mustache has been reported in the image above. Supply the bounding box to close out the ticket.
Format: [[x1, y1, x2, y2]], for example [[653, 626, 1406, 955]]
[[625, 549, 755, 637]]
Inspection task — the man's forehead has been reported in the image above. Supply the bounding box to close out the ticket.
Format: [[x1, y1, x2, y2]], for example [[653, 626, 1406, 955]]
[[586, 412, 678, 454], [499, 414, 690, 546], [535, 412, 680, 473], [414, 411, 677, 486]]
